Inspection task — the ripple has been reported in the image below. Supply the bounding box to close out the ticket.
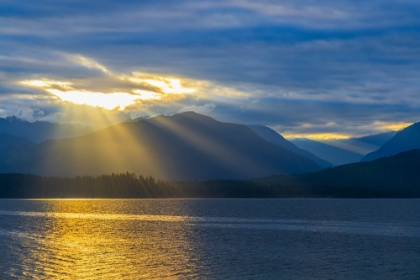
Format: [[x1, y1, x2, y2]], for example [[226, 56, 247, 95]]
[[0, 210, 419, 238], [1, 200, 419, 279]]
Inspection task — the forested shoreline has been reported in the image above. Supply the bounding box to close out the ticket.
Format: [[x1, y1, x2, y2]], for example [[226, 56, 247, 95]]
[[0, 172, 414, 199]]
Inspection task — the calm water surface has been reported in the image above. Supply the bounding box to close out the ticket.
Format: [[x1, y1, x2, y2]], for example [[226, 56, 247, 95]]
[[0, 199, 419, 279]]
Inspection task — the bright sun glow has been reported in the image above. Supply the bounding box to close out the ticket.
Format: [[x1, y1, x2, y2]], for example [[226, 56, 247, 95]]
[[20, 72, 199, 110], [283, 121, 412, 140], [47, 89, 141, 110], [144, 79, 195, 94], [126, 72, 196, 95], [283, 133, 351, 140], [21, 80, 72, 89], [132, 89, 161, 100], [375, 122, 411, 131], [19, 63, 249, 112], [21, 79, 142, 110]]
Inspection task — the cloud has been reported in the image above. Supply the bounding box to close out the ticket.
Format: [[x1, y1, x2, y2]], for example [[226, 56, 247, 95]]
[[1, 1, 420, 137], [207, 97, 420, 138], [178, 103, 216, 115], [65, 54, 109, 73], [0, 107, 64, 123], [15, 55, 253, 114]]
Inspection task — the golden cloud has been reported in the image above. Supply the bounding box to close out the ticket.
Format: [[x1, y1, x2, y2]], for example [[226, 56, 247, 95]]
[[19, 55, 251, 111]]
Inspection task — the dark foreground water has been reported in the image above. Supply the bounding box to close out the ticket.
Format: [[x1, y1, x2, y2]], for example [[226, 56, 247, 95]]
[[0, 199, 419, 279]]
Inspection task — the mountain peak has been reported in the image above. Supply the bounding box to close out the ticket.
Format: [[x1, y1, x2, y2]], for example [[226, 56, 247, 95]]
[[174, 111, 216, 121], [0, 112, 321, 179], [150, 111, 219, 125], [177, 111, 202, 116]]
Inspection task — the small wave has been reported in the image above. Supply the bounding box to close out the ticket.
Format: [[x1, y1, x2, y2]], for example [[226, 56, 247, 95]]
[[0, 210, 419, 238]]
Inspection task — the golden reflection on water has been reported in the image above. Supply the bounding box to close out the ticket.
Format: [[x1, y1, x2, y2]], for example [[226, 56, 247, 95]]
[[3, 199, 420, 279], [12, 201, 202, 279]]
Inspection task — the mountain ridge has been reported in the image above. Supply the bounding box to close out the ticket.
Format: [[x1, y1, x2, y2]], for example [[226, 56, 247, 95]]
[[248, 125, 332, 168], [0, 116, 95, 143], [0, 133, 33, 151], [0, 112, 321, 180], [253, 149, 420, 197], [290, 131, 396, 166], [363, 122, 420, 161]]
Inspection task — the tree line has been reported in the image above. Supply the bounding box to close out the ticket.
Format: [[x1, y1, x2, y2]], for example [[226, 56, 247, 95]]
[[0, 172, 409, 198], [0, 173, 179, 198]]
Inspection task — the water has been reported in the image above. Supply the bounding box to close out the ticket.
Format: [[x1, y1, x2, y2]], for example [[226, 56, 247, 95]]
[[0, 199, 419, 279]]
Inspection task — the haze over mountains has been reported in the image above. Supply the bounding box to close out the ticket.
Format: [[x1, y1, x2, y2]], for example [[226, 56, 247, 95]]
[[0, 133, 33, 151], [0, 116, 94, 143], [290, 132, 396, 166], [2, 149, 419, 198], [0, 112, 321, 180], [253, 149, 420, 197], [363, 122, 420, 162], [0, 111, 418, 184], [248, 125, 333, 168]]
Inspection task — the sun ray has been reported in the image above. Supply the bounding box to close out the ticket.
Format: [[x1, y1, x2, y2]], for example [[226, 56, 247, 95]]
[[148, 114, 266, 178]]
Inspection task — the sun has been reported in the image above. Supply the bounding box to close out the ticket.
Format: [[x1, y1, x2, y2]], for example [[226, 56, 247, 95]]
[[21, 79, 150, 110], [20, 73, 198, 110], [46, 89, 142, 110]]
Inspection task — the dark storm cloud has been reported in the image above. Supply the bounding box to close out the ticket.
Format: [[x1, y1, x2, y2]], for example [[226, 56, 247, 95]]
[[211, 97, 418, 125], [204, 97, 419, 137], [1, 0, 420, 136]]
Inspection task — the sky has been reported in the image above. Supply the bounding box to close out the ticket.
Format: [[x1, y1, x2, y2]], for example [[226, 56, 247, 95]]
[[1, 0, 420, 139]]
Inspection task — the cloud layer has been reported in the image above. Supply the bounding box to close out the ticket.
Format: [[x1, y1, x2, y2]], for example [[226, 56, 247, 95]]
[[1, 0, 420, 138]]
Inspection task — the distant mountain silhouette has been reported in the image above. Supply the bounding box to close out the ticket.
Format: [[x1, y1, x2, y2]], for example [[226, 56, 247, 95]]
[[248, 125, 332, 168], [254, 149, 420, 197], [0, 116, 95, 143], [290, 132, 396, 166], [355, 131, 396, 147], [362, 122, 420, 162], [0, 112, 321, 180], [0, 133, 33, 150], [2, 150, 418, 198], [290, 139, 364, 166]]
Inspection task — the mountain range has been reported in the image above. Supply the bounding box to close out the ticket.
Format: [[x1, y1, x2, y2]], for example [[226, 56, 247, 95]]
[[0, 112, 419, 183], [363, 122, 420, 162], [1, 149, 419, 198], [253, 149, 420, 197], [290, 132, 396, 166], [0, 133, 33, 151], [0, 112, 321, 180], [0, 116, 94, 143], [248, 125, 333, 168]]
